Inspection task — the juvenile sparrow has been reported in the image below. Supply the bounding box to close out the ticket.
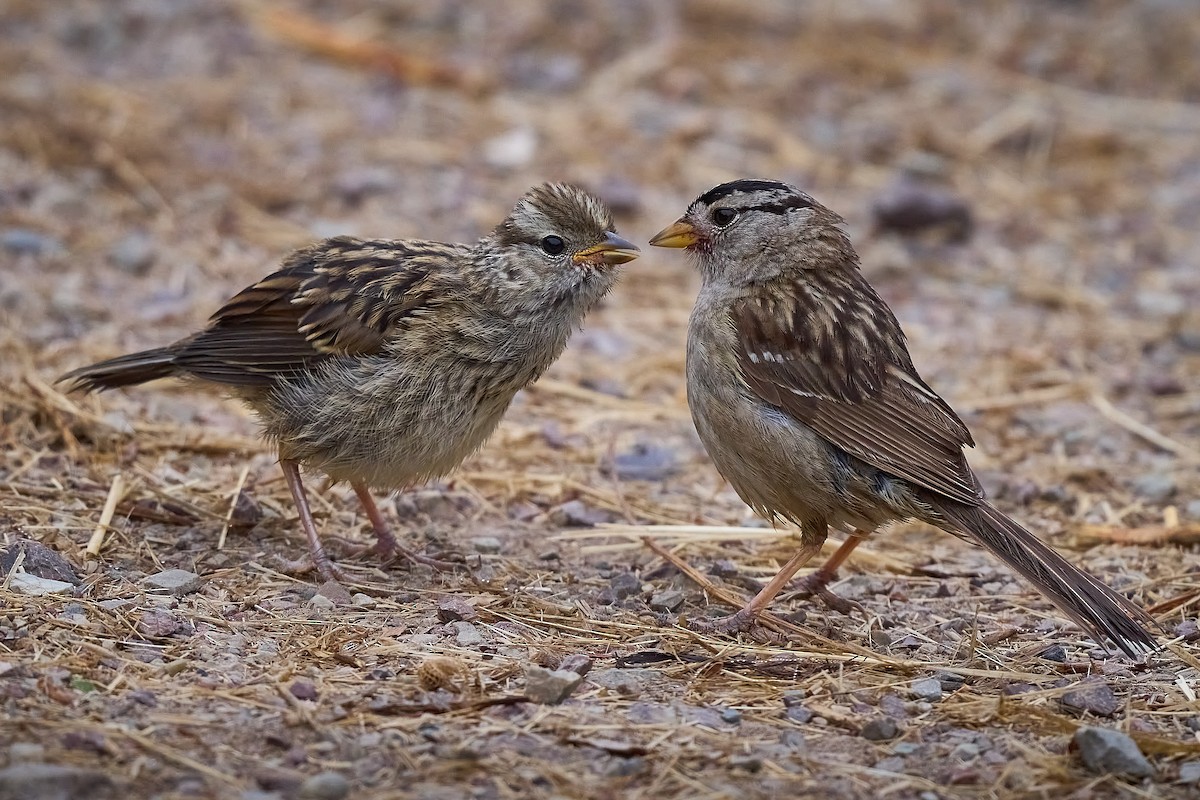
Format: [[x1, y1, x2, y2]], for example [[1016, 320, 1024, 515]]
[[650, 179, 1157, 657], [61, 183, 638, 582]]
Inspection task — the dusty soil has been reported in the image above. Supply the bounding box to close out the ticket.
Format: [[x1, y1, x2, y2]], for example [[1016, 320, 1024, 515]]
[[2, 1, 1200, 798]]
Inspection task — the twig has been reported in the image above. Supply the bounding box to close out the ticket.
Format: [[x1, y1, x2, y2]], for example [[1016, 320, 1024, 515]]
[[1090, 392, 1200, 461], [86, 473, 127, 557], [1, 549, 26, 591], [217, 465, 250, 551]]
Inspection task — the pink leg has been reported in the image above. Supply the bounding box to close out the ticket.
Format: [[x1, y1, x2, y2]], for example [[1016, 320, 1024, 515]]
[[351, 483, 463, 572], [788, 534, 866, 615], [280, 459, 344, 583], [691, 540, 824, 634]]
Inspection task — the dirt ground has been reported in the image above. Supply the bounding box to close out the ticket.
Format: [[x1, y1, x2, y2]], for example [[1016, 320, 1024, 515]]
[[2, 1, 1200, 798]]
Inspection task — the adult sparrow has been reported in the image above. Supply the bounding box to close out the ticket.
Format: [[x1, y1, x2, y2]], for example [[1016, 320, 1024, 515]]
[[61, 183, 638, 582], [649, 179, 1157, 657]]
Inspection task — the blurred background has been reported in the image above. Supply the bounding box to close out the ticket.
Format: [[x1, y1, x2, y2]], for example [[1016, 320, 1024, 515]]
[[3, 0, 1197, 519]]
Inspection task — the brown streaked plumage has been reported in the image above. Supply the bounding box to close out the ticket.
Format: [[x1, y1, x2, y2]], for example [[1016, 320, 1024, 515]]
[[61, 183, 638, 582], [650, 178, 1158, 658]]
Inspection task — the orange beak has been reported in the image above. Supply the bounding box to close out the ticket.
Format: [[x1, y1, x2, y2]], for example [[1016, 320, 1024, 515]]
[[648, 220, 699, 248], [572, 232, 640, 266]]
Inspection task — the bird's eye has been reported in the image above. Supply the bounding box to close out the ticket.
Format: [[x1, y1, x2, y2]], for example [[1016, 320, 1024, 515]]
[[540, 235, 565, 255], [712, 208, 738, 226]]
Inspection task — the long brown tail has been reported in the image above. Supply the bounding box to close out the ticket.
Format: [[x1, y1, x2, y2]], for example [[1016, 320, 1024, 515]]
[[939, 501, 1158, 658], [57, 347, 179, 393]]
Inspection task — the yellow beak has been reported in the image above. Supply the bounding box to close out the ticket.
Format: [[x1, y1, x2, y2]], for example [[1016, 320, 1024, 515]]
[[648, 220, 699, 248], [572, 231, 640, 266]]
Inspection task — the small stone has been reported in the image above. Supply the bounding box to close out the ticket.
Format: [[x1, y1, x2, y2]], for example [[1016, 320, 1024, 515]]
[[609, 572, 642, 600], [1062, 680, 1120, 718], [524, 666, 584, 704], [483, 127, 537, 169], [719, 707, 742, 725], [109, 232, 156, 274], [136, 610, 180, 637], [873, 756, 905, 773], [603, 443, 680, 482], [1073, 726, 1154, 778], [558, 654, 593, 676], [97, 599, 131, 612], [952, 742, 980, 761], [785, 706, 814, 724], [911, 678, 942, 702], [1178, 760, 1200, 784], [289, 681, 319, 701], [861, 717, 900, 741], [1039, 645, 1067, 662], [350, 593, 375, 608], [314, 580, 352, 606], [0, 228, 64, 256], [308, 594, 335, 612], [1132, 473, 1176, 503], [470, 537, 502, 554], [0, 539, 80, 584], [588, 668, 647, 697], [871, 180, 972, 241], [549, 499, 614, 527], [436, 597, 477, 623], [7, 572, 75, 596], [142, 569, 204, 596], [934, 671, 967, 692], [297, 771, 350, 800], [649, 589, 685, 612], [1173, 620, 1198, 640], [0, 763, 112, 799], [893, 742, 919, 756], [7, 742, 45, 763], [451, 621, 483, 647]]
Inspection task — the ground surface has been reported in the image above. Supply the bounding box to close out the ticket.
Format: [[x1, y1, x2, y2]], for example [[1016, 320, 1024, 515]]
[[2, 1, 1200, 798]]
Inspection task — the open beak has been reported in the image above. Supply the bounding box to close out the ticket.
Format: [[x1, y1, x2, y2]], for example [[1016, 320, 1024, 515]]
[[573, 231, 640, 267], [648, 219, 699, 248]]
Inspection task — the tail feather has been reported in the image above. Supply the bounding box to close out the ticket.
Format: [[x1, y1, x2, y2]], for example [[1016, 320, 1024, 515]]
[[57, 347, 179, 393], [940, 502, 1158, 658]]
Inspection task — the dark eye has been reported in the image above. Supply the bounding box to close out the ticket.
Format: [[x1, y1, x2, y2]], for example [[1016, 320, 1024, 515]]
[[540, 235, 565, 255], [712, 208, 738, 226]]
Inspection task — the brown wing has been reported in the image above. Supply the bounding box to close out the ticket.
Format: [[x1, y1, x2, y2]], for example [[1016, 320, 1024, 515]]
[[732, 279, 983, 506], [171, 236, 460, 386]]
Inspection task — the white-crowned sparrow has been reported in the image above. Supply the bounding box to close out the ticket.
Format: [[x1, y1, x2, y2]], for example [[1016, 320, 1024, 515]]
[[61, 183, 639, 582], [650, 178, 1157, 657]]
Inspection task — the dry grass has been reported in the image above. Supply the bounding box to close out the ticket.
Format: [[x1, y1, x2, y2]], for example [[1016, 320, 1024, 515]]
[[2, 1, 1200, 798]]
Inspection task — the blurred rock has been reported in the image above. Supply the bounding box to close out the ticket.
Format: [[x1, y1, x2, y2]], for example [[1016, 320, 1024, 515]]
[[871, 180, 972, 241], [861, 717, 900, 740], [1062, 680, 1119, 717], [910, 678, 942, 702], [0, 539, 80, 584], [602, 443, 680, 482], [548, 499, 614, 527], [483, 128, 537, 170], [1131, 473, 1176, 503], [1, 228, 64, 256], [297, 772, 349, 800], [142, 569, 204, 596], [0, 763, 112, 800], [525, 665, 584, 704], [1073, 726, 1153, 778], [108, 232, 156, 274]]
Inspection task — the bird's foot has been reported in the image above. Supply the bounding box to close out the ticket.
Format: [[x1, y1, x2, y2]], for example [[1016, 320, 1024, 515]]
[[786, 571, 864, 616], [274, 553, 348, 584]]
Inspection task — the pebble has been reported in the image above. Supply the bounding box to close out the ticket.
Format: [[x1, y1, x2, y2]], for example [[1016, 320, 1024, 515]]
[[1131, 473, 1176, 503], [308, 594, 335, 612], [350, 593, 375, 608], [558, 654, 593, 676], [1186, 500, 1200, 521], [471, 536, 502, 554], [108, 232, 156, 274], [861, 717, 900, 741], [524, 665, 584, 704], [0, 539, 80, 584], [1061, 680, 1119, 718], [649, 588, 685, 612], [718, 707, 742, 725], [549, 499, 614, 527], [609, 572, 643, 600], [910, 678, 943, 702], [436, 596, 477, 622], [603, 443, 680, 482], [289, 681, 319, 701], [314, 580, 352, 606], [297, 771, 350, 800], [0, 228, 63, 256], [0, 763, 112, 799], [483, 127, 537, 169], [588, 668, 648, 697], [136, 609, 180, 637], [871, 180, 972, 241], [1073, 726, 1154, 778], [1178, 760, 1200, 784], [451, 621, 483, 647], [142, 569, 204, 596], [6, 573, 75, 596], [7, 742, 45, 763]]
